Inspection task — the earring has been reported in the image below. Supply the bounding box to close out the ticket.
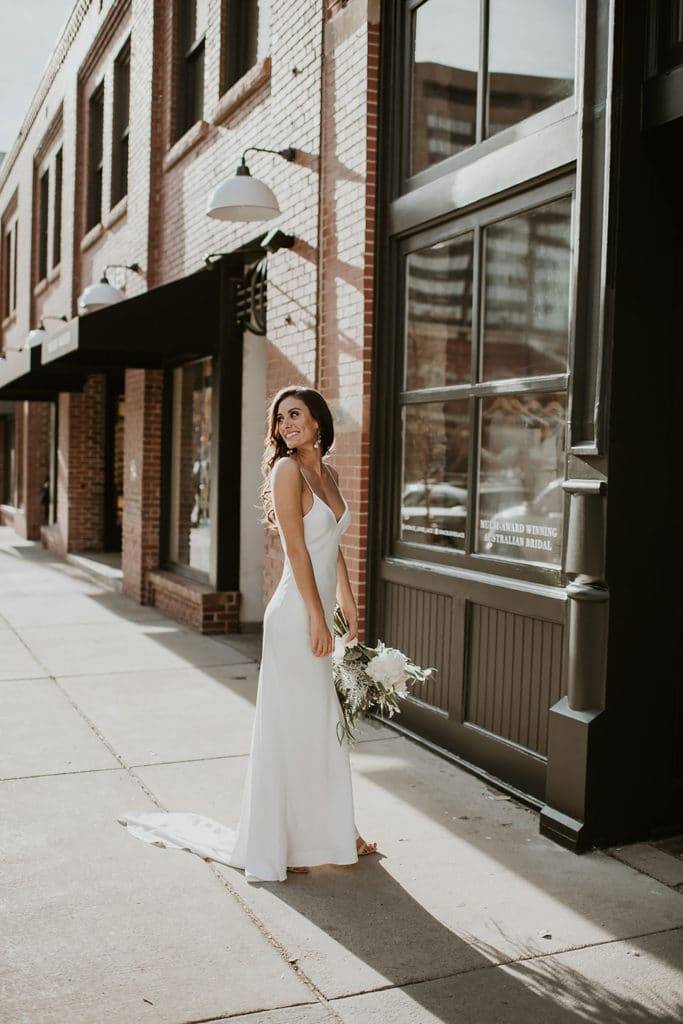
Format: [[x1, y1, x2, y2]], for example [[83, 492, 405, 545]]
[[313, 429, 321, 449]]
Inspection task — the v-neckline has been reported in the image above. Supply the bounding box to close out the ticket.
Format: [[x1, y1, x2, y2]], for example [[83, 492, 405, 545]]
[[300, 466, 347, 525]]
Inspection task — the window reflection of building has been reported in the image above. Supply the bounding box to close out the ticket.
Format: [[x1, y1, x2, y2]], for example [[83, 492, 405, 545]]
[[399, 195, 571, 565], [405, 233, 474, 390], [410, 0, 576, 176], [169, 357, 213, 576], [483, 197, 572, 379]]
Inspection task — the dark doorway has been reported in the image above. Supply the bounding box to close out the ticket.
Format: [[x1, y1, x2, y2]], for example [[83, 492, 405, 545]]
[[103, 373, 125, 552]]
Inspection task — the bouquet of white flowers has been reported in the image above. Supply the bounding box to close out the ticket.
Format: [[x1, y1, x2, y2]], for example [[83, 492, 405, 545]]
[[331, 605, 437, 745]]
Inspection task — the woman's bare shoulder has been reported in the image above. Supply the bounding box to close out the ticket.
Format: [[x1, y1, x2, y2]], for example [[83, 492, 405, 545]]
[[271, 456, 300, 484]]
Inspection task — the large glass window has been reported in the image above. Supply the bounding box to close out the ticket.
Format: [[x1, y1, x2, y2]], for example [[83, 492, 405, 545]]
[[408, 0, 576, 179], [477, 392, 565, 565], [482, 197, 572, 380], [177, 0, 207, 137], [405, 232, 474, 389], [169, 357, 213, 576], [487, 0, 576, 138], [87, 83, 104, 230], [398, 191, 571, 571], [400, 400, 469, 550], [222, 0, 271, 92], [410, 0, 479, 175], [38, 168, 49, 281], [111, 39, 130, 206]]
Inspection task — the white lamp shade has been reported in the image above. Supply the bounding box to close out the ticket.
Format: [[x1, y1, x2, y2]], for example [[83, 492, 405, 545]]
[[77, 279, 124, 315], [206, 173, 281, 222], [26, 326, 47, 349]]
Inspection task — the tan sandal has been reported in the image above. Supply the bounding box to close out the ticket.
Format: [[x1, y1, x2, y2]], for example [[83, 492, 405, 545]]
[[356, 836, 378, 856]]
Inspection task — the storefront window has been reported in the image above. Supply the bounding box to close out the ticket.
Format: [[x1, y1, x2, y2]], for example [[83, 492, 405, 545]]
[[397, 188, 571, 572], [169, 357, 213, 576], [410, 0, 479, 175], [405, 232, 474, 390], [477, 392, 565, 565], [400, 401, 469, 550], [482, 196, 572, 380], [408, 0, 576, 179], [487, 0, 576, 138]]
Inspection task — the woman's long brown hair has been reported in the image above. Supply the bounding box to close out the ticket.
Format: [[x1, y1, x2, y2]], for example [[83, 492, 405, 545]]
[[258, 386, 335, 530]]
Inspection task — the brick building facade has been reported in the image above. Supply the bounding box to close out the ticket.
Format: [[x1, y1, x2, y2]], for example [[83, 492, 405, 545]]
[[1, 1, 681, 853]]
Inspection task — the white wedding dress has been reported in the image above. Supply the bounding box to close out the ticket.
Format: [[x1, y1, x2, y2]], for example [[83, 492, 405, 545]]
[[117, 461, 360, 882]]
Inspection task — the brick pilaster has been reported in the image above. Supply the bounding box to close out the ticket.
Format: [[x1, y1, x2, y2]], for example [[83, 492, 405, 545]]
[[122, 368, 163, 604]]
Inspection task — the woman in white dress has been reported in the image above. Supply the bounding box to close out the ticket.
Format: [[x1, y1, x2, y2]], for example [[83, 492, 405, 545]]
[[118, 386, 377, 882]]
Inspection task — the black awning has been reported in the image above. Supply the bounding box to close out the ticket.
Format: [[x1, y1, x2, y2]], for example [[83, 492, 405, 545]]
[[0, 347, 87, 400], [41, 258, 243, 372]]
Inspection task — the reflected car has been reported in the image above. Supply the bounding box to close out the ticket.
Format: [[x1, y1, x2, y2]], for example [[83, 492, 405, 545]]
[[481, 478, 564, 555]]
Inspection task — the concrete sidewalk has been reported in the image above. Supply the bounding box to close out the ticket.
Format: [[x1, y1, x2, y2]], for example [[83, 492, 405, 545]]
[[1, 525, 682, 1024]]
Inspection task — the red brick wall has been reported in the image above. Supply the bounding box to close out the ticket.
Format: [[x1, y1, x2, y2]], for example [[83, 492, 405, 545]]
[[44, 375, 106, 555], [1, 0, 382, 637], [122, 367, 163, 604]]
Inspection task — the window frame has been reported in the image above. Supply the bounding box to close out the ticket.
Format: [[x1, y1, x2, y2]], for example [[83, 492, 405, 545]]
[[164, 354, 215, 584], [220, 0, 270, 94], [399, 0, 578, 196], [38, 167, 50, 282], [2, 215, 18, 321], [111, 38, 131, 207], [86, 80, 105, 231], [52, 148, 63, 270], [391, 173, 575, 586], [176, 0, 206, 139]]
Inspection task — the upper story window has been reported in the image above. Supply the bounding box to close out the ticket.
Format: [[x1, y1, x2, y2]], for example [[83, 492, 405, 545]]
[[2, 214, 18, 320], [177, 0, 207, 137], [221, 0, 270, 92], [53, 148, 63, 269], [87, 82, 105, 230], [409, 0, 576, 179], [112, 38, 131, 205], [38, 168, 50, 281]]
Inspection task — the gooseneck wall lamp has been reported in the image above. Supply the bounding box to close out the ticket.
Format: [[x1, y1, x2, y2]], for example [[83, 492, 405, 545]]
[[205, 146, 297, 222], [26, 314, 68, 350], [77, 262, 144, 315]]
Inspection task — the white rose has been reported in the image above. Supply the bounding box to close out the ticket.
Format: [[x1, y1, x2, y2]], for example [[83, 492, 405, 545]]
[[366, 648, 409, 689]]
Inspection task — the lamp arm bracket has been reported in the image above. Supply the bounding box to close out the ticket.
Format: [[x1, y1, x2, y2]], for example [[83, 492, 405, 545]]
[[240, 146, 296, 166]]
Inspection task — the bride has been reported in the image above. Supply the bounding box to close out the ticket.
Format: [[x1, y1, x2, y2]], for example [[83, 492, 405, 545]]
[[118, 386, 378, 881]]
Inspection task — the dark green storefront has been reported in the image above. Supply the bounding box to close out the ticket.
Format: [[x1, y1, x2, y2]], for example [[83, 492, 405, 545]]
[[368, 0, 682, 850]]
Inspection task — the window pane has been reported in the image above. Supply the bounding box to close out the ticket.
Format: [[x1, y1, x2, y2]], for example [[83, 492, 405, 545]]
[[487, 0, 575, 137], [405, 232, 474, 389], [476, 392, 565, 565], [39, 169, 49, 280], [410, 0, 479, 175], [169, 358, 213, 575], [482, 196, 572, 381], [400, 400, 469, 551], [53, 149, 62, 268]]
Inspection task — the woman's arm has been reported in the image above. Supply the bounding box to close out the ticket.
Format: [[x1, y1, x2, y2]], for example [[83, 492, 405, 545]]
[[271, 459, 333, 657]]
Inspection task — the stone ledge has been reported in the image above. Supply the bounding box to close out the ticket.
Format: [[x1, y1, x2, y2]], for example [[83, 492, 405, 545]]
[[148, 569, 240, 635]]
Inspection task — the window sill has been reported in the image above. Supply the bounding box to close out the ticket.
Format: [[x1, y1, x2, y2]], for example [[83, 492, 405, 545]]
[[212, 55, 271, 126], [163, 120, 212, 173], [80, 221, 104, 253], [103, 194, 127, 229], [47, 263, 61, 284], [33, 276, 49, 299]]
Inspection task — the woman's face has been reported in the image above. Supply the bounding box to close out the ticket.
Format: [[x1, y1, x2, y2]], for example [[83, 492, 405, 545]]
[[275, 396, 318, 451]]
